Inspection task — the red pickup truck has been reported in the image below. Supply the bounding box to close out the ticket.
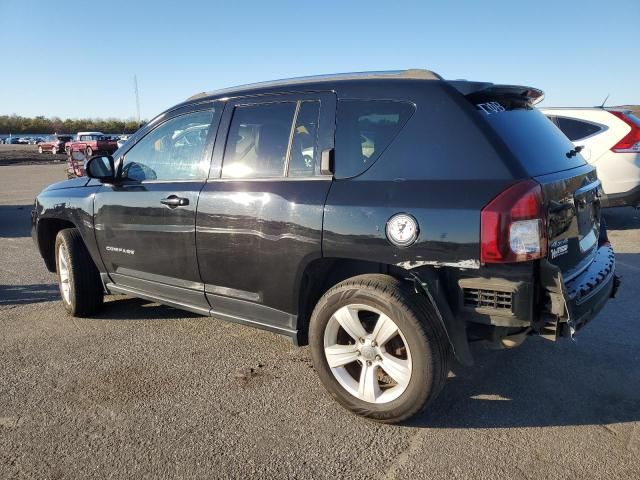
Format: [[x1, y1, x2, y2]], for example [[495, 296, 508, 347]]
[[66, 131, 118, 157]]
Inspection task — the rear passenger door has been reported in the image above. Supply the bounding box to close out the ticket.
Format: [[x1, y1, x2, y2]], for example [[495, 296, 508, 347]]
[[196, 92, 336, 333]]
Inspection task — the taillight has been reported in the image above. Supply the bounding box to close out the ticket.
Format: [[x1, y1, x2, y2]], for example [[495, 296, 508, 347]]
[[609, 111, 640, 153], [480, 179, 547, 264]]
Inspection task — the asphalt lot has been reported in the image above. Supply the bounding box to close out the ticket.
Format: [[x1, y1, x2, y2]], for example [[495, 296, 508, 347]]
[[1, 164, 639, 479]]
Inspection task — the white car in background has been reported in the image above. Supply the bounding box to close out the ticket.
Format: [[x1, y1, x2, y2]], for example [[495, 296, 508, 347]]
[[116, 135, 130, 149], [541, 107, 640, 208]]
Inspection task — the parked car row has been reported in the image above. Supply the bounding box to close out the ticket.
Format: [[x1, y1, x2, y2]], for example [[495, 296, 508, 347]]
[[31, 132, 120, 156], [1, 133, 128, 155], [1, 136, 45, 144], [32, 69, 622, 423]]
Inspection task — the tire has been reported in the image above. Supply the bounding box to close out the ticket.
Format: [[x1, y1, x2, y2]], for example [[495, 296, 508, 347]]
[[52, 147, 57, 155], [55, 228, 104, 317], [85, 146, 93, 157], [309, 274, 450, 423], [38, 146, 43, 154]]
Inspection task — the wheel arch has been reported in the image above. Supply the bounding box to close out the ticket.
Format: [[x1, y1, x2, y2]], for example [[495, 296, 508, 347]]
[[36, 218, 79, 272], [295, 257, 473, 365]]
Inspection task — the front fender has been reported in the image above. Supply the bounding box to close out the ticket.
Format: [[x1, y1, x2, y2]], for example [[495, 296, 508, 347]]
[[33, 184, 103, 273]]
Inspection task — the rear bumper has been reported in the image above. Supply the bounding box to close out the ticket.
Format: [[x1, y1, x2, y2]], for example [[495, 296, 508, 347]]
[[560, 243, 618, 335], [447, 244, 618, 340], [536, 243, 618, 340], [600, 184, 640, 208]]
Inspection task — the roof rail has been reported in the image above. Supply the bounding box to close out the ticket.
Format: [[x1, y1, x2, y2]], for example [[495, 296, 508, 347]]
[[187, 69, 442, 101]]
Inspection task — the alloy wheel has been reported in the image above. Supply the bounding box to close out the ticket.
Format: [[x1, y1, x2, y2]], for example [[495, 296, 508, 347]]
[[323, 304, 412, 404]]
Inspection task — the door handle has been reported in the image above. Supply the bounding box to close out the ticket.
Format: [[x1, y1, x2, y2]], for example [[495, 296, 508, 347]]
[[160, 195, 189, 208]]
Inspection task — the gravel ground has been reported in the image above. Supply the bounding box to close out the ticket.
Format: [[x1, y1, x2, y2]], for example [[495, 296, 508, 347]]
[[1, 164, 639, 479]]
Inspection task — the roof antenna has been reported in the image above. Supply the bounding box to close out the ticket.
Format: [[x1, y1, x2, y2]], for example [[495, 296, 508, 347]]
[[599, 94, 610, 108], [134, 74, 141, 125]]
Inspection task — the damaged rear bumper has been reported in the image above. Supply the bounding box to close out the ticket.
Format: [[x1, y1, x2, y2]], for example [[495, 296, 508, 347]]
[[538, 243, 619, 339]]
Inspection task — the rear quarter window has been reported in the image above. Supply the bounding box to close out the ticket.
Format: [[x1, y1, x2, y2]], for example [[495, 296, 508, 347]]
[[481, 108, 586, 177], [554, 117, 602, 141], [335, 100, 414, 178]]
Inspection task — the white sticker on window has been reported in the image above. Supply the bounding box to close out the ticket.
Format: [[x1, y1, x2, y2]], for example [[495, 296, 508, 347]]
[[477, 102, 506, 115]]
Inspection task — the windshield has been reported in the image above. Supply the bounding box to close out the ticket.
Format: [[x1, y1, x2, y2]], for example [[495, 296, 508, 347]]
[[480, 107, 586, 176]]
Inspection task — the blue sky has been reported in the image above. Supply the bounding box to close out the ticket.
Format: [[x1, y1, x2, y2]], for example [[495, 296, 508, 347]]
[[1, 0, 637, 120]]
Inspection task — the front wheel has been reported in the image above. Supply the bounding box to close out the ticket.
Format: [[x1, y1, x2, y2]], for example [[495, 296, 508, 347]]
[[85, 146, 93, 157], [38, 146, 43, 154], [55, 228, 104, 316]]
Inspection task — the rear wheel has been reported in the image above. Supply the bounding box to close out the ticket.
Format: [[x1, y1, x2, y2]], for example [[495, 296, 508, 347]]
[[309, 274, 449, 423], [38, 146, 43, 154], [55, 228, 104, 316], [52, 147, 58, 155]]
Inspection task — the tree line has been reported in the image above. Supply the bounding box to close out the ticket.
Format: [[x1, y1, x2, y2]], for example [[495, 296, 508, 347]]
[[0, 115, 146, 135]]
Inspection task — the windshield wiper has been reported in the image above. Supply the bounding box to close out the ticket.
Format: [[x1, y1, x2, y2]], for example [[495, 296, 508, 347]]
[[566, 145, 584, 158]]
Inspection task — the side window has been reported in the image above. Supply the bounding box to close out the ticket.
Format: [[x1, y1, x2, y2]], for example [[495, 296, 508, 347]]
[[122, 110, 214, 181], [288, 101, 321, 177], [222, 102, 296, 178], [335, 100, 415, 178], [555, 117, 602, 141]]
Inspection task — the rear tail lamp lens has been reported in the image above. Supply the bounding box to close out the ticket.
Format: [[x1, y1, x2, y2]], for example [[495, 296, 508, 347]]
[[481, 180, 547, 263], [610, 111, 640, 153]]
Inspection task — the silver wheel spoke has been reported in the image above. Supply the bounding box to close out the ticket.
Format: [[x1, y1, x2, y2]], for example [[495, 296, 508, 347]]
[[380, 352, 411, 386], [372, 313, 398, 346], [358, 362, 380, 403], [324, 344, 360, 368], [332, 306, 367, 341], [323, 303, 413, 404], [58, 244, 71, 303]]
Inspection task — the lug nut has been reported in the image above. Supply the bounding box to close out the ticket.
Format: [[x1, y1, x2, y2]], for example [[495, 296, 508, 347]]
[[359, 338, 365, 344], [371, 341, 377, 347], [375, 355, 381, 361], [366, 360, 372, 366]]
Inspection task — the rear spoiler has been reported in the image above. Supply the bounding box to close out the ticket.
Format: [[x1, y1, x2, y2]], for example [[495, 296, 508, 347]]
[[448, 81, 545, 107]]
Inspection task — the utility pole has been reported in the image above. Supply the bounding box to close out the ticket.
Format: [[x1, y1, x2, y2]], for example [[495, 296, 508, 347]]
[[134, 75, 141, 125]]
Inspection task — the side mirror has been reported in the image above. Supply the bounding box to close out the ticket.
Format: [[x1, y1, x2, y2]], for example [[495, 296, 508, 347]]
[[86, 155, 115, 182]]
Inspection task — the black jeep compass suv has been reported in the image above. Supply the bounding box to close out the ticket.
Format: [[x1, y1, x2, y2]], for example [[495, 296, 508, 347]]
[[32, 69, 619, 423]]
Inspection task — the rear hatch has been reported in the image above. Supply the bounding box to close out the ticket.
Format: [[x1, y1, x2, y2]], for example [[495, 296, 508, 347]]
[[457, 83, 602, 278]]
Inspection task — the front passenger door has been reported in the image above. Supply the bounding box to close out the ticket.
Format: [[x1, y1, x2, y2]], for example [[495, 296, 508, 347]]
[[94, 106, 221, 311]]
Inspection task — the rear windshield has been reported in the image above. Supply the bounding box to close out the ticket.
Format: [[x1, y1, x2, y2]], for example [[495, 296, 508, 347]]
[[479, 106, 586, 176]]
